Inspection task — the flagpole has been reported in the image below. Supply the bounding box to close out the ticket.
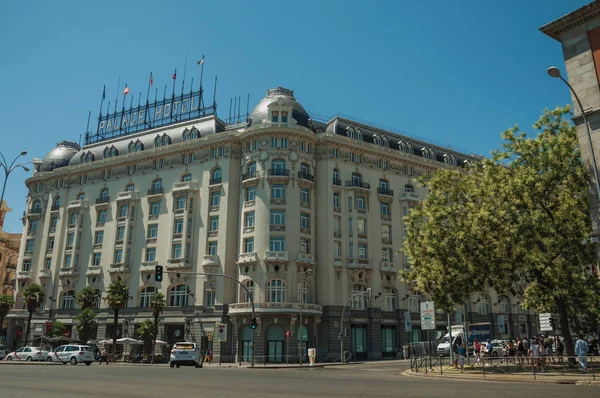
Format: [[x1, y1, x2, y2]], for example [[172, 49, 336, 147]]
[[144, 72, 153, 127], [181, 53, 188, 97], [114, 73, 121, 115], [171, 69, 177, 99], [85, 110, 91, 146], [96, 85, 106, 142], [212, 75, 218, 115], [199, 55, 205, 110]]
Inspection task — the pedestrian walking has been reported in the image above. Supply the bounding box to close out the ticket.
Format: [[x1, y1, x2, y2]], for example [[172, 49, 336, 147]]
[[575, 335, 589, 373], [529, 338, 540, 372], [517, 337, 525, 365], [100, 348, 109, 365], [474, 338, 482, 365], [522, 337, 530, 365], [555, 336, 564, 363], [457, 341, 466, 373]]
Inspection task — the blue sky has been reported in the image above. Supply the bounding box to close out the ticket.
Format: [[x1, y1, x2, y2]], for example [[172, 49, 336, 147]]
[[0, 0, 588, 232]]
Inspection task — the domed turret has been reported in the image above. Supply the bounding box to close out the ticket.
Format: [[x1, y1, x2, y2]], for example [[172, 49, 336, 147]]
[[38, 141, 80, 172], [248, 87, 312, 129]]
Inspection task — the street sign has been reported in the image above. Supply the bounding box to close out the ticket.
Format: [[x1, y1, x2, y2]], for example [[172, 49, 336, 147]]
[[498, 315, 506, 334], [539, 313, 553, 332], [213, 323, 228, 342], [420, 301, 436, 330], [404, 311, 412, 332]]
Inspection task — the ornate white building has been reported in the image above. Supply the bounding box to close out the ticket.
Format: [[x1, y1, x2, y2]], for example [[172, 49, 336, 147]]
[[7, 87, 540, 361]]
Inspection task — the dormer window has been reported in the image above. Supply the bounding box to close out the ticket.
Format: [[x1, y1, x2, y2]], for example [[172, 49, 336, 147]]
[[272, 111, 279, 122], [281, 111, 288, 123]]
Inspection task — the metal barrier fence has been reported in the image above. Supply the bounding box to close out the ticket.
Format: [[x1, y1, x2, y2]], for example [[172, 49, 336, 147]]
[[410, 353, 598, 381]]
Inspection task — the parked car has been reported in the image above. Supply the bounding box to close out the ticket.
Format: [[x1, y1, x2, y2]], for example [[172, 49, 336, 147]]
[[0, 344, 6, 360], [5, 347, 49, 361], [488, 340, 506, 357], [169, 342, 203, 368], [46, 344, 94, 365]]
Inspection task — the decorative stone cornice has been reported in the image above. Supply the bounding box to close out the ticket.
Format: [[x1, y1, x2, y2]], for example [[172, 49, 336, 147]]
[[540, 2, 600, 40]]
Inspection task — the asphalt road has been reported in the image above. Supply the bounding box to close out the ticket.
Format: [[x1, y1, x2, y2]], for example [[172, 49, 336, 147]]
[[0, 362, 597, 398]]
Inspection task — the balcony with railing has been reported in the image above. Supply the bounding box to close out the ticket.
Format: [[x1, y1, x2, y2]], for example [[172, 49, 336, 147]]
[[347, 258, 373, 269], [264, 251, 288, 262], [296, 252, 315, 265], [117, 190, 138, 201], [95, 196, 110, 205], [86, 265, 102, 277], [59, 267, 80, 278], [17, 270, 32, 280], [297, 171, 315, 182], [109, 263, 131, 275], [209, 177, 222, 185], [166, 258, 192, 271], [50, 204, 60, 212], [268, 169, 289, 177], [237, 252, 258, 264], [400, 191, 421, 201], [38, 269, 52, 279], [228, 301, 323, 315], [332, 177, 342, 186], [27, 208, 42, 219], [345, 180, 371, 190], [242, 171, 257, 181], [172, 181, 197, 192], [380, 261, 396, 272], [147, 187, 164, 196], [68, 199, 88, 209], [377, 187, 394, 197]]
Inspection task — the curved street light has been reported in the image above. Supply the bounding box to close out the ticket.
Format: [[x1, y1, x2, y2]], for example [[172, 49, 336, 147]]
[[547, 66, 600, 226], [0, 150, 30, 229]]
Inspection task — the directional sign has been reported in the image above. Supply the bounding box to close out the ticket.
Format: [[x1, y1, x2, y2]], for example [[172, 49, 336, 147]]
[[420, 301, 436, 330], [539, 313, 553, 332], [213, 323, 228, 342]]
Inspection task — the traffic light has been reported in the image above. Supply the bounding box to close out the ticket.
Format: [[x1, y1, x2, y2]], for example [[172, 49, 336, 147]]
[[155, 265, 163, 282], [344, 328, 350, 337], [250, 318, 258, 330], [286, 330, 290, 337]]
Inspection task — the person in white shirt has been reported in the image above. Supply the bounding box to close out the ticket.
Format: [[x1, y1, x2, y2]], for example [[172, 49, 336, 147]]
[[575, 335, 589, 373]]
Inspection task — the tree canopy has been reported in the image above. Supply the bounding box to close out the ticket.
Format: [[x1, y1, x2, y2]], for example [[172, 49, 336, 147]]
[[403, 106, 600, 358], [106, 280, 129, 312]]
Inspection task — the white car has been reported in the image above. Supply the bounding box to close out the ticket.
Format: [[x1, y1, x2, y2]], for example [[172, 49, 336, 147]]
[[46, 344, 95, 365], [169, 342, 203, 368], [0, 344, 6, 360], [5, 347, 48, 361]]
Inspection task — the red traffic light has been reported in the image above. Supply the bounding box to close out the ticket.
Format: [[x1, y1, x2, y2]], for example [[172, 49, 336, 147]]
[[286, 330, 290, 337]]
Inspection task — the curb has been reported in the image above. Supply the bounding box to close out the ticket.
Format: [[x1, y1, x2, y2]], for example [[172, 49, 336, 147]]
[[402, 369, 600, 386]]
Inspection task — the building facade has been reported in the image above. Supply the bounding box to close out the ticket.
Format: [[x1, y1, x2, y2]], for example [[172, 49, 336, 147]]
[[7, 87, 539, 360]]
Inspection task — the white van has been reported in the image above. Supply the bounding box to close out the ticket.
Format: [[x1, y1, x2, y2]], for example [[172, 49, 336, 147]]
[[436, 326, 465, 357]]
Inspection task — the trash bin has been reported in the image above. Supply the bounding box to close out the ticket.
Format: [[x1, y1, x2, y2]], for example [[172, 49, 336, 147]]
[[308, 348, 316, 366]]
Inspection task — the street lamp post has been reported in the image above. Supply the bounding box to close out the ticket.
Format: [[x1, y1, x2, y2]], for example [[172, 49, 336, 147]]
[[547, 66, 600, 223], [297, 268, 312, 365], [339, 288, 372, 363], [0, 151, 30, 228]]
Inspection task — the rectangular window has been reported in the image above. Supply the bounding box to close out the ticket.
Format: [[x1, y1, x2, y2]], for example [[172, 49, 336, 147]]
[[269, 237, 285, 252], [45, 257, 52, 270], [333, 192, 340, 208], [348, 218, 353, 233], [146, 247, 156, 262], [300, 239, 310, 254], [356, 195, 366, 210], [97, 209, 107, 224], [208, 241, 217, 255], [47, 237, 55, 250], [409, 166, 414, 176], [205, 289, 216, 308], [94, 231, 104, 245], [245, 187, 256, 202], [22, 259, 32, 271], [271, 185, 286, 199], [271, 111, 279, 122], [271, 137, 278, 148], [300, 188, 310, 203], [332, 148, 338, 158], [382, 224, 391, 240], [244, 237, 254, 253], [174, 219, 184, 234], [172, 243, 182, 258], [244, 211, 255, 228], [270, 210, 285, 225], [252, 139, 259, 151], [150, 201, 160, 216], [218, 146, 225, 157], [358, 244, 368, 259], [210, 191, 221, 207], [25, 239, 35, 253], [300, 213, 310, 229], [148, 224, 158, 239], [280, 137, 288, 147], [93, 252, 102, 266], [380, 202, 390, 216], [114, 249, 123, 263], [67, 233, 75, 246], [357, 218, 366, 234], [117, 226, 125, 241], [281, 111, 288, 123], [210, 148, 217, 158], [348, 242, 354, 258], [333, 216, 341, 233], [299, 141, 305, 152], [348, 196, 353, 210], [64, 254, 72, 268], [381, 248, 392, 262], [28, 219, 38, 234], [50, 216, 58, 231], [209, 216, 219, 231], [335, 241, 342, 257], [127, 164, 137, 175]]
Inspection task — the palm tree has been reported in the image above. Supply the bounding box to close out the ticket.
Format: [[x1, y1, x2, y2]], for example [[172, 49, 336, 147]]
[[76, 286, 99, 310], [106, 280, 129, 359], [0, 294, 14, 339], [75, 308, 98, 345], [23, 283, 45, 346], [150, 292, 165, 364], [135, 319, 155, 355]]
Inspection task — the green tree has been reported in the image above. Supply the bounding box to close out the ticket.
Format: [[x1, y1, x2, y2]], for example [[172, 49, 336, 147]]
[[136, 319, 155, 354], [106, 279, 129, 359], [404, 106, 600, 363], [22, 283, 45, 346], [0, 294, 14, 338], [149, 292, 165, 364], [48, 320, 66, 338], [75, 308, 98, 345], [76, 286, 99, 310]]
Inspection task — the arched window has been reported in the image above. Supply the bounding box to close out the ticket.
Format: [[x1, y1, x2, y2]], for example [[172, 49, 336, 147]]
[[175, 195, 186, 210], [379, 179, 389, 191], [247, 162, 257, 178], [119, 204, 129, 218], [298, 281, 310, 304], [53, 196, 61, 208], [135, 141, 143, 152], [355, 128, 363, 141], [497, 295, 510, 314], [61, 290, 76, 310], [154, 135, 162, 147], [139, 286, 156, 308], [350, 285, 367, 310], [169, 285, 188, 307], [241, 280, 254, 303], [477, 297, 490, 315], [373, 134, 388, 147], [32, 200, 41, 212], [151, 178, 162, 193], [404, 184, 414, 193], [381, 287, 396, 312], [81, 152, 94, 163], [346, 126, 356, 139], [181, 173, 192, 182], [191, 128, 199, 139], [76, 192, 85, 200], [351, 173, 362, 185], [333, 168, 340, 185], [399, 141, 407, 153], [162, 135, 170, 146], [271, 160, 286, 176], [406, 143, 413, 154], [267, 279, 286, 303], [300, 163, 310, 176], [182, 130, 191, 141], [211, 168, 222, 184], [70, 212, 78, 225], [104, 146, 118, 158], [100, 188, 109, 200], [128, 141, 135, 153], [125, 183, 135, 192]]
